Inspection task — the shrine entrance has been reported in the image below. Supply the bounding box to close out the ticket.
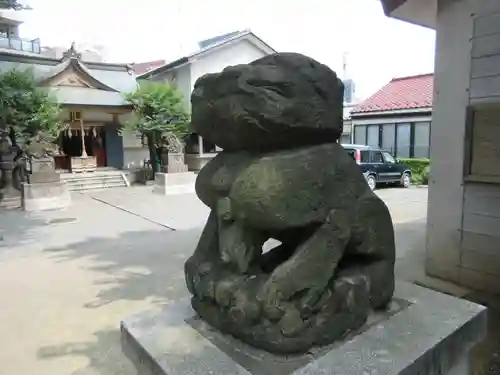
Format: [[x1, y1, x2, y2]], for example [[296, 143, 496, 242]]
[[54, 111, 110, 172], [56, 127, 107, 170]]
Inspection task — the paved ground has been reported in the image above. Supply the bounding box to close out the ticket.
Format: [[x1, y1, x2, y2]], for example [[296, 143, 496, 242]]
[[0, 185, 487, 374]]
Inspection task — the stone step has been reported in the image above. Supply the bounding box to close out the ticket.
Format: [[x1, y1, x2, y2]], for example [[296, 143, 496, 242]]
[[69, 181, 127, 192], [61, 173, 124, 182], [0, 196, 21, 210], [64, 176, 124, 185], [61, 173, 128, 191]]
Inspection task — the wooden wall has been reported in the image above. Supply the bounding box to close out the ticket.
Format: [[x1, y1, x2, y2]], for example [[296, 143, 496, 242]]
[[470, 5, 500, 104], [461, 183, 500, 293], [459, 0, 500, 293]]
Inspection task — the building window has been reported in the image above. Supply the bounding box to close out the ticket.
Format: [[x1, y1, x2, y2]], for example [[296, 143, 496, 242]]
[[352, 121, 431, 159], [414, 122, 430, 158], [353, 125, 366, 145], [468, 106, 500, 178], [381, 124, 395, 154], [396, 123, 411, 158], [366, 125, 380, 147]]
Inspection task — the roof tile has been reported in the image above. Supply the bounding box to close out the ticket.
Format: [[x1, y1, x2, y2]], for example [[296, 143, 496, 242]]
[[352, 73, 434, 114], [132, 60, 166, 75]]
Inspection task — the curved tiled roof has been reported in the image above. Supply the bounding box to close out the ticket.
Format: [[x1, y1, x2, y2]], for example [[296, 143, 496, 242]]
[[38, 58, 119, 92], [352, 73, 434, 114], [0, 46, 138, 107]]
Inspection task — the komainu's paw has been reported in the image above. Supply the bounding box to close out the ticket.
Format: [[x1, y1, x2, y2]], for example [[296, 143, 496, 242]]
[[185, 259, 229, 299]]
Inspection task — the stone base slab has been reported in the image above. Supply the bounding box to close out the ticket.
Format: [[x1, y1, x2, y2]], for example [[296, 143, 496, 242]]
[[160, 164, 189, 174], [164, 152, 189, 173], [120, 282, 487, 375], [28, 171, 60, 184], [22, 181, 71, 211], [153, 172, 197, 195], [30, 157, 55, 173], [0, 195, 21, 209]]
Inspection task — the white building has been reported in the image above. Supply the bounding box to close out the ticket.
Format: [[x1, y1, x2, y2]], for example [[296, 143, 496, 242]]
[[138, 30, 276, 170], [0, 8, 40, 53]]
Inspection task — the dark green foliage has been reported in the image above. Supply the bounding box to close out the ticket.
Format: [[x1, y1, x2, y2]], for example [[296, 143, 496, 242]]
[[0, 69, 64, 152], [397, 158, 430, 185], [123, 80, 191, 174]]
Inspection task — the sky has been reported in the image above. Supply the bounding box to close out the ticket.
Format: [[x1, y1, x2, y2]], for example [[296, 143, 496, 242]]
[[18, 0, 436, 99]]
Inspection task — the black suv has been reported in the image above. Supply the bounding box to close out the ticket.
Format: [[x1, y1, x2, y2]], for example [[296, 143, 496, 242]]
[[341, 144, 412, 190]]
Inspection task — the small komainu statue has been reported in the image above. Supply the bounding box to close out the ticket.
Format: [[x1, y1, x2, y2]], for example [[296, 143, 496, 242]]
[[164, 132, 184, 154], [25, 131, 57, 159], [184, 53, 395, 354]]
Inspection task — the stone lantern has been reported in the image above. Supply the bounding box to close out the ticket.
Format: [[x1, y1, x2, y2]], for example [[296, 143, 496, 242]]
[[0, 132, 20, 208]]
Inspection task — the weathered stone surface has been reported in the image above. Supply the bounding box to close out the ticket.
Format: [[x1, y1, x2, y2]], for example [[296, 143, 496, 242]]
[[153, 172, 197, 195], [28, 172, 60, 184], [22, 181, 71, 211], [121, 282, 487, 375], [29, 157, 55, 174], [28, 158, 60, 184], [161, 152, 188, 174], [185, 52, 396, 354], [191, 53, 345, 152], [0, 130, 20, 203], [0, 195, 21, 209]]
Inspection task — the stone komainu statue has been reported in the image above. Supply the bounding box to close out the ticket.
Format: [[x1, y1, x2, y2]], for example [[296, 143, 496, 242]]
[[24, 131, 56, 159], [164, 132, 183, 154], [184, 53, 396, 354]]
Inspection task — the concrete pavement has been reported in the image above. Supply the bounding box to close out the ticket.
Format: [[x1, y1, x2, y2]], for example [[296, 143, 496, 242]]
[[0, 186, 436, 374]]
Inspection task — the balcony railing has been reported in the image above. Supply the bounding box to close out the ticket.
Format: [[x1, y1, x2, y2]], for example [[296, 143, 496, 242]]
[[0, 36, 41, 53]]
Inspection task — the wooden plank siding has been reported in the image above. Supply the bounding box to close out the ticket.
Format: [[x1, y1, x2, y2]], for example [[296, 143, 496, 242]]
[[459, 1, 500, 293], [460, 183, 500, 292], [470, 9, 500, 103]]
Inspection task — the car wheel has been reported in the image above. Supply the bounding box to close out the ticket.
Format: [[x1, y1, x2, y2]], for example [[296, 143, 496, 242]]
[[366, 174, 377, 191], [401, 172, 411, 188]]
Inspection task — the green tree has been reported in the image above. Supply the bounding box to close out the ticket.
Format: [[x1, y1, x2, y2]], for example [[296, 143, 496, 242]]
[[123, 80, 190, 175], [0, 69, 64, 155], [0, 0, 29, 10]]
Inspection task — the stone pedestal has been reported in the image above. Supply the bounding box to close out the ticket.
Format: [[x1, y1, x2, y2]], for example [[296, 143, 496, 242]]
[[121, 282, 487, 375], [153, 172, 196, 195], [0, 152, 21, 209], [28, 157, 60, 184], [21, 181, 71, 212], [0, 195, 21, 209], [161, 152, 189, 174], [0, 173, 21, 209]]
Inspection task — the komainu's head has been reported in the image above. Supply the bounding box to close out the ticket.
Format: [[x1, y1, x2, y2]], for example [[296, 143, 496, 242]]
[[191, 52, 344, 152]]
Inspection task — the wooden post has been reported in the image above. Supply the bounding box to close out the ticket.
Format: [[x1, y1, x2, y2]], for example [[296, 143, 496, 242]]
[[80, 118, 87, 157]]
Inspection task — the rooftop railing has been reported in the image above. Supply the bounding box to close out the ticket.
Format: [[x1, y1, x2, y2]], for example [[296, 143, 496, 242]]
[[0, 35, 41, 53]]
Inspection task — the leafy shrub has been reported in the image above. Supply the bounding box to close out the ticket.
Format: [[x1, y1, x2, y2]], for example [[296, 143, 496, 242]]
[[421, 165, 430, 185], [397, 158, 430, 185]]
